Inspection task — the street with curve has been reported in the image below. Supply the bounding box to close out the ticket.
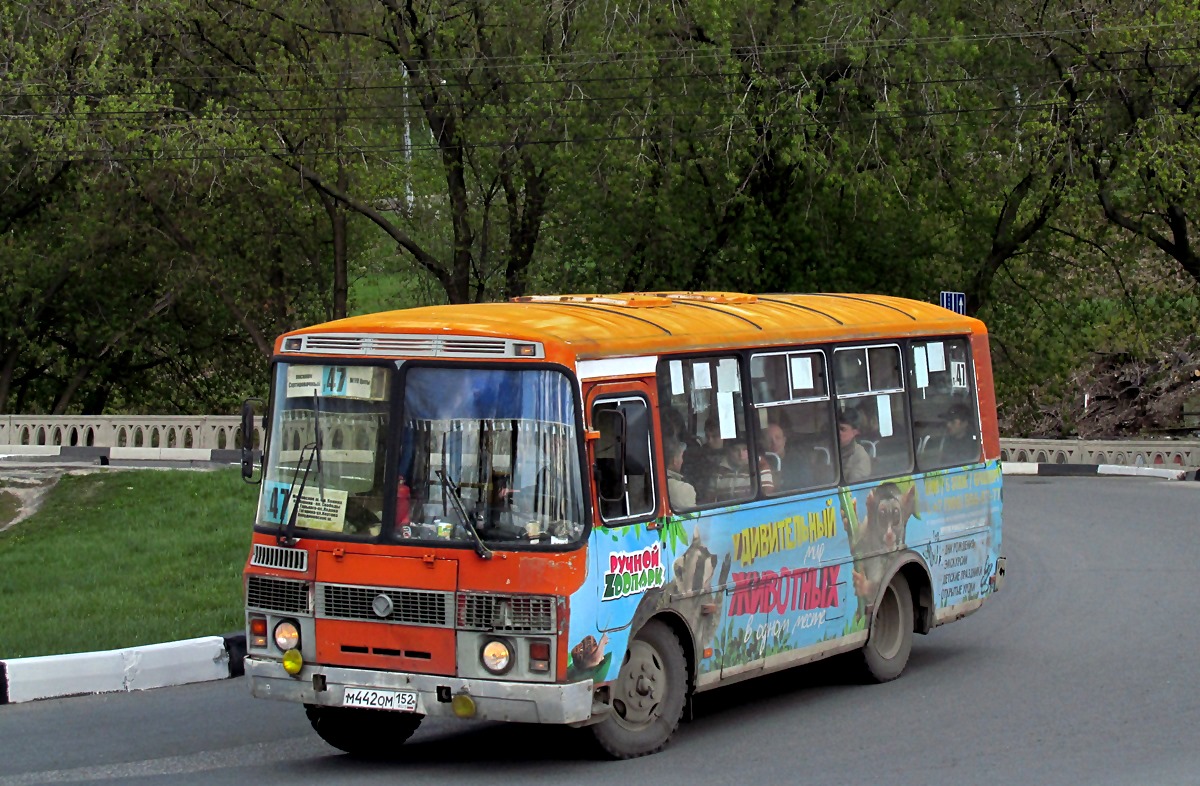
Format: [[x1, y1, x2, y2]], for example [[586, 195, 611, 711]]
[[1, 474, 1197, 786]]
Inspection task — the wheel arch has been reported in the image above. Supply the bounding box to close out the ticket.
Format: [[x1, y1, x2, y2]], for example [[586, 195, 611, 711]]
[[886, 553, 935, 635], [633, 609, 698, 694]]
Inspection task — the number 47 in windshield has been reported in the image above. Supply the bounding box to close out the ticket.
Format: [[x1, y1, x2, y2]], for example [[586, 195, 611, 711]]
[[322, 367, 348, 396]]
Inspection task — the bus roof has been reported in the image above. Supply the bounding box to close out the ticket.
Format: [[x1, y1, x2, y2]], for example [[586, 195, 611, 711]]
[[282, 292, 985, 360]]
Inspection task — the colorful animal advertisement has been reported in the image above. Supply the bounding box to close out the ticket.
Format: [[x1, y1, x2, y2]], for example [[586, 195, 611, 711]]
[[565, 461, 1003, 685]]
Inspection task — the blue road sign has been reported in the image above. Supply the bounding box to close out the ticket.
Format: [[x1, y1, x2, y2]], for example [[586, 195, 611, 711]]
[[940, 291, 966, 315]]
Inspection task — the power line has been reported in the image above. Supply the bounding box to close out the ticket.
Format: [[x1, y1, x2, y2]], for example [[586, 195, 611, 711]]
[[18, 96, 1113, 166], [2, 33, 1195, 99], [53, 20, 1194, 80], [2, 55, 1191, 120]]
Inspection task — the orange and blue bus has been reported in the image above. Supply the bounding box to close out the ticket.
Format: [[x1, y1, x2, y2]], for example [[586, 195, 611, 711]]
[[241, 292, 1005, 758]]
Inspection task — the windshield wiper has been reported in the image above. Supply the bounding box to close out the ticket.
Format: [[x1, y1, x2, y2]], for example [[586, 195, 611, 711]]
[[312, 392, 326, 502], [280, 441, 316, 545], [436, 469, 492, 560]]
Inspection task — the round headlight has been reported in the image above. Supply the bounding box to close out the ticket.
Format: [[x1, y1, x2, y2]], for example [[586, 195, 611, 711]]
[[274, 620, 301, 651], [480, 639, 513, 674]]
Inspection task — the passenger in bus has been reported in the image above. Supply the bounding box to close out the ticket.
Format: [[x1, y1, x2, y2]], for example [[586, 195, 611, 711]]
[[684, 416, 726, 494], [661, 407, 700, 455], [838, 411, 871, 484], [936, 402, 979, 465], [763, 422, 805, 491], [710, 439, 774, 500], [665, 439, 696, 509]]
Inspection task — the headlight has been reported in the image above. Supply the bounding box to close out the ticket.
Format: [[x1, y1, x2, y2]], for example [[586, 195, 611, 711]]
[[480, 639, 513, 675], [274, 620, 301, 651]]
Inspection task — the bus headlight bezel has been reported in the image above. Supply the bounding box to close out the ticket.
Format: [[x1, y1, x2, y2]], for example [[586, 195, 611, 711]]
[[480, 638, 514, 675], [273, 620, 301, 651]]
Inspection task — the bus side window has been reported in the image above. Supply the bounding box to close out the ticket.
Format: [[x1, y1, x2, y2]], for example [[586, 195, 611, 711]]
[[908, 338, 980, 470], [748, 349, 837, 492], [832, 344, 914, 482], [592, 398, 656, 523], [657, 355, 754, 505]]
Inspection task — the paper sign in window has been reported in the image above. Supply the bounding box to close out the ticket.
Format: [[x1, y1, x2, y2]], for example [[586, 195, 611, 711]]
[[717, 392, 737, 439], [876, 394, 894, 437], [693, 363, 713, 390], [913, 347, 929, 389], [927, 342, 946, 372], [951, 361, 968, 389], [669, 360, 684, 396], [791, 355, 814, 391], [286, 366, 322, 398], [717, 358, 739, 393]]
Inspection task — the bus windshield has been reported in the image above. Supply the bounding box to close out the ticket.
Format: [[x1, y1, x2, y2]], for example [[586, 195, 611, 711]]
[[257, 363, 392, 538], [397, 365, 585, 547]]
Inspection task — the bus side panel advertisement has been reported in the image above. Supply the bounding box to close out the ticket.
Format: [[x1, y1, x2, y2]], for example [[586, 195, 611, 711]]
[[564, 461, 1002, 685]]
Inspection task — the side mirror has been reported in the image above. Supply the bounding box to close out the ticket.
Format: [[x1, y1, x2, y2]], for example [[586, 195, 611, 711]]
[[241, 398, 263, 483]]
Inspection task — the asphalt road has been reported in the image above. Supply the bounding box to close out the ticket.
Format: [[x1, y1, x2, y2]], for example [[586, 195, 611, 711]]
[[2, 476, 1198, 786]]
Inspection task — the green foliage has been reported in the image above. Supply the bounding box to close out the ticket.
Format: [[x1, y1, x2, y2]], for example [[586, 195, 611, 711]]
[[3, 0, 1200, 425], [0, 470, 254, 658]]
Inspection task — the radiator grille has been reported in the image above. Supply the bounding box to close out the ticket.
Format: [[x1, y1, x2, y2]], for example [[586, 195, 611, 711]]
[[250, 544, 308, 573], [457, 594, 556, 634], [246, 575, 310, 614], [319, 584, 452, 627]]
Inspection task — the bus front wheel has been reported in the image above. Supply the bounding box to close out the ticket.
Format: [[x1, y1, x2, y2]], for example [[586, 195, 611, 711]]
[[305, 705, 423, 757], [859, 573, 914, 683], [591, 620, 687, 759]]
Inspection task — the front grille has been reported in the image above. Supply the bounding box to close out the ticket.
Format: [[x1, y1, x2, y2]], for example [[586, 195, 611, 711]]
[[319, 584, 452, 627], [247, 575, 310, 614], [287, 333, 539, 358], [250, 544, 308, 573], [442, 338, 507, 355], [458, 594, 556, 634]]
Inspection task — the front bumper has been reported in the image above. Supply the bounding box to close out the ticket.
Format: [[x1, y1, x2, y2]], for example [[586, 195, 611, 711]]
[[246, 657, 594, 725]]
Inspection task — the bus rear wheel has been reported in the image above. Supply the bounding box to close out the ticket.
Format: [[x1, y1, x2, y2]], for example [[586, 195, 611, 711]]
[[859, 573, 914, 683], [591, 620, 687, 759], [305, 705, 423, 757]]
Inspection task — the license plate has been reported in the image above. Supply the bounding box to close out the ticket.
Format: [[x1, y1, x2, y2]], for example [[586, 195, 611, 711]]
[[343, 687, 419, 712]]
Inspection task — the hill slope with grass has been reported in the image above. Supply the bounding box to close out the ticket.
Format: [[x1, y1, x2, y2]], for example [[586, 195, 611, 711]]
[[0, 469, 255, 659]]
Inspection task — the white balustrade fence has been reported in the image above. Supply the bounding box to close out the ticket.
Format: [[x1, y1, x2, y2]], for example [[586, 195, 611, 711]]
[[0, 416, 1197, 468], [998, 438, 1200, 469], [0, 416, 261, 452]]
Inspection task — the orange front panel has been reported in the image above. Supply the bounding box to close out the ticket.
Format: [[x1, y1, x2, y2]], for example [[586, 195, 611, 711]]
[[316, 619, 457, 676], [316, 551, 457, 590], [456, 550, 587, 595]]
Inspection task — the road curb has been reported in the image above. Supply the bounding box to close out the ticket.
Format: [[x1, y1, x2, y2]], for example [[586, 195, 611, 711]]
[[0, 633, 246, 705], [1001, 462, 1193, 480]]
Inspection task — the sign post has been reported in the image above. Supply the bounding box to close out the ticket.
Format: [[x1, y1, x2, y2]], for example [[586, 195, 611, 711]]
[[939, 291, 966, 315]]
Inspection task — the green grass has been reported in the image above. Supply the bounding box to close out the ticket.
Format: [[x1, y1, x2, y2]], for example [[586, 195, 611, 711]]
[[0, 469, 256, 659]]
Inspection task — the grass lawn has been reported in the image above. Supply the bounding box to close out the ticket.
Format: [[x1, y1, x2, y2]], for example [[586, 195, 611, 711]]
[[0, 469, 256, 659]]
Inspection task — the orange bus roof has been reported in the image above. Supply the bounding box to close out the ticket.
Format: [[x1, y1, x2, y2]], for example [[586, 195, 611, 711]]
[[283, 292, 985, 359]]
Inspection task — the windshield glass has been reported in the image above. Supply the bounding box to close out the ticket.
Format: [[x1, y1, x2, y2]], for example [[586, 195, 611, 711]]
[[257, 363, 391, 538], [397, 366, 585, 547]]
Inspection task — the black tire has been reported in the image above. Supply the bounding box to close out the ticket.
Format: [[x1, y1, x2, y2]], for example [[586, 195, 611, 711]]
[[591, 620, 688, 759], [858, 573, 914, 683], [305, 704, 423, 757]]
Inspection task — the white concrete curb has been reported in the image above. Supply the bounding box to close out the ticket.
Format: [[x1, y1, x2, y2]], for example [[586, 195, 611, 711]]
[[0, 635, 244, 704], [1095, 464, 1190, 479], [1001, 461, 1191, 480]]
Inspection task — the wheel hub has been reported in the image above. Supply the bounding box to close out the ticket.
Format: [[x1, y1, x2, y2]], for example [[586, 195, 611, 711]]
[[612, 640, 664, 727]]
